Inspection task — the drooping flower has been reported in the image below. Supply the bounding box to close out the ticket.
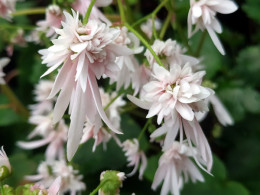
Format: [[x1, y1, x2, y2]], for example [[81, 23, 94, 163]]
[[122, 139, 147, 180], [144, 39, 198, 68], [72, 0, 112, 25], [26, 160, 86, 195], [128, 63, 213, 171], [37, 5, 63, 39], [152, 141, 204, 195], [110, 27, 144, 95], [141, 18, 161, 39], [29, 80, 55, 116], [188, 0, 238, 55], [30, 176, 62, 195], [0, 146, 11, 181], [18, 118, 68, 161], [0, 57, 10, 84], [0, 0, 16, 20], [39, 10, 131, 160]]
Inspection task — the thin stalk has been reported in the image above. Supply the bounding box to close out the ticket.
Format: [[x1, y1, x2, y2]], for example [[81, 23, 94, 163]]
[[83, 0, 97, 25], [0, 85, 29, 118], [151, 0, 169, 39], [138, 118, 152, 141], [0, 182, 4, 195], [90, 181, 107, 195], [0, 24, 35, 30], [117, 0, 126, 23], [125, 23, 165, 68], [195, 31, 207, 57], [131, 13, 153, 27], [12, 8, 46, 16], [159, 12, 172, 40], [104, 90, 125, 111]]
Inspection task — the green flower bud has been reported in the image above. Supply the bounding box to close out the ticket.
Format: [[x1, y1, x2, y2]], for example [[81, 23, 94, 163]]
[[0, 166, 11, 181], [99, 170, 125, 195]]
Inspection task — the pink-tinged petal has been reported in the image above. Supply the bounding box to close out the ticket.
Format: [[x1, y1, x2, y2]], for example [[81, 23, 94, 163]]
[[107, 44, 133, 56], [210, 95, 233, 126], [160, 169, 171, 195], [41, 61, 62, 78], [88, 71, 122, 134], [75, 52, 85, 81], [95, 0, 113, 7], [175, 103, 194, 121], [192, 5, 202, 18], [147, 103, 162, 119], [150, 125, 168, 138], [48, 59, 71, 99], [48, 176, 62, 195], [25, 175, 43, 181], [211, 1, 238, 14], [211, 19, 222, 34], [152, 63, 169, 81], [152, 166, 167, 190], [170, 166, 180, 195], [67, 84, 86, 161], [206, 26, 225, 55], [139, 152, 147, 180], [17, 135, 53, 149], [127, 95, 151, 110], [184, 159, 204, 183], [163, 119, 179, 150]]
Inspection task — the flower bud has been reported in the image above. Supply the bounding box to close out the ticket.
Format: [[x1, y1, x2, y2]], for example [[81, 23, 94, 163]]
[[0, 146, 11, 181], [99, 170, 126, 195]]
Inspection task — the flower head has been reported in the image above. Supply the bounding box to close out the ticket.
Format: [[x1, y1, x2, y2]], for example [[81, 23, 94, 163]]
[[188, 0, 238, 55], [152, 141, 204, 195], [122, 139, 147, 180], [0, 0, 16, 20]]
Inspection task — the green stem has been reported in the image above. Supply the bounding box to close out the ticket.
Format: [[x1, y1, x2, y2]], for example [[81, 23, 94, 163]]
[[104, 90, 125, 111], [195, 31, 207, 57], [0, 24, 35, 30], [83, 0, 97, 25], [0, 182, 4, 195], [0, 85, 29, 118], [125, 23, 165, 68], [131, 13, 153, 27], [159, 12, 172, 40], [117, 0, 126, 23], [138, 118, 152, 141], [12, 8, 46, 16], [90, 181, 107, 195], [152, 15, 158, 40]]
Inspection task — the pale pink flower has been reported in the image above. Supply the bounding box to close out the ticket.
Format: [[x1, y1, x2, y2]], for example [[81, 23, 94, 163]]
[[196, 94, 233, 126], [0, 146, 11, 174], [0, 57, 10, 84], [152, 141, 204, 195], [37, 5, 63, 38], [188, 0, 238, 55], [18, 119, 68, 161], [72, 0, 112, 25], [26, 160, 85, 195], [111, 27, 144, 93], [141, 18, 161, 39], [29, 80, 54, 116], [122, 139, 147, 180], [144, 39, 199, 68], [39, 10, 131, 160], [128, 63, 213, 171], [0, 0, 16, 20]]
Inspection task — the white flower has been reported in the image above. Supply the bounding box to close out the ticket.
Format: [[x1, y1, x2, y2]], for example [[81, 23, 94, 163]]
[[39, 10, 131, 160], [37, 5, 63, 38], [144, 39, 199, 68], [0, 57, 10, 84], [0, 146, 11, 175], [18, 118, 68, 161], [29, 80, 54, 116], [30, 176, 62, 195], [141, 18, 161, 39], [152, 141, 204, 195], [128, 63, 213, 171], [26, 160, 85, 195], [188, 0, 238, 55], [122, 139, 147, 180], [0, 0, 16, 20]]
